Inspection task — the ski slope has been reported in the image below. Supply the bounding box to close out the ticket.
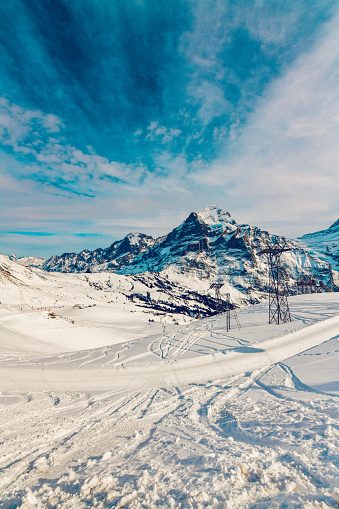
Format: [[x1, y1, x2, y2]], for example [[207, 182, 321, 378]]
[[0, 312, 339, 393], [0, 288, 339, 507]]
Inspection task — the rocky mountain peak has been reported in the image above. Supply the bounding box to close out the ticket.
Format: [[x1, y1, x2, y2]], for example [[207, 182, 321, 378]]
[[125, 232, 153, 245], [329, 219, 339, 231], [197, 205, 236, 226], [299, 218, 339, 271], [26, 206, 338, 294]]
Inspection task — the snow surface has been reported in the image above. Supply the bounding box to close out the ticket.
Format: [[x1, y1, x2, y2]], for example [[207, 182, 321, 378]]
[[299, 220, 339, 272], [197, 205, 236, 226], [0, 260, 339, 508]]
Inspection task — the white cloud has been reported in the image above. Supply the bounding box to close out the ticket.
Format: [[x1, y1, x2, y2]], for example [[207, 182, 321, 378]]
[[146, 121, 182, 143], [193, 81, 230, 124], [1, 7, 338, 252], [180, 0, 230, 125], [0, 97, 148, 191], [191, 10, 339, 235], [0, 98, 63, 153]]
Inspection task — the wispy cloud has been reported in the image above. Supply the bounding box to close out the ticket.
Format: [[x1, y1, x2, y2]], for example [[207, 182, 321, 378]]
[[0, 97, 62, 153], [0, 0, 337, 256], [180, 0, 336, 140], [192, 9, 339, 234], [0, 97, 149, 195], [2, 231, 56, 237], [146, 121, 182, 144]]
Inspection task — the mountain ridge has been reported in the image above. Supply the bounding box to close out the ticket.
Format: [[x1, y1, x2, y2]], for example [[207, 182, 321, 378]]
[[37, 205, 338, 303], [299, 217, 339, 271]]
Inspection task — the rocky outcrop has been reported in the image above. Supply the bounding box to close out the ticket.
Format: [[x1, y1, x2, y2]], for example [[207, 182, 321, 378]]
[[40, 205, 337, 303], [299, 219, 339, 272], [43, 232, 156, 273]]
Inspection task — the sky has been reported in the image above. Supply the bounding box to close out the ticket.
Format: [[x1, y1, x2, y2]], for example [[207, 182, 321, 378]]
[[0, 0, 338, 258]]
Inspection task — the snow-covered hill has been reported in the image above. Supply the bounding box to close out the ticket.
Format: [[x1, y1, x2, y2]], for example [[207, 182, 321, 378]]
[[1, 281, 339, 508], [1, 247, 339, 508], [0, 254, 228, 322], [7, 254, 46, 268], [41, 206, 338, 303], [299, 218, 339, 271]]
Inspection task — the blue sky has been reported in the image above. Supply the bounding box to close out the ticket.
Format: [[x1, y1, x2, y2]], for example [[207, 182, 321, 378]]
[[0, 0, 338, 257]]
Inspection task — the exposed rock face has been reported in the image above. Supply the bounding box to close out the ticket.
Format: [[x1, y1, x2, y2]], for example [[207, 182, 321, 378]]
[[40, 205, 337, 303], [115, 207, 265, 276], [299, 219, 339, 271], [43, 233, 156, 273]]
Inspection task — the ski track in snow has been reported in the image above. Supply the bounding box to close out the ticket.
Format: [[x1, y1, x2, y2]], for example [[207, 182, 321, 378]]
[[0, 293, 339, 507], [1, 367, 338, 508]]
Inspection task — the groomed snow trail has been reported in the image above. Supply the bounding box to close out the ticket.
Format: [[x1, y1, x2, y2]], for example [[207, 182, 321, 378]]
[[0, 315, 338, 392], [1, 294, 339, 508], [1, 367, 338, 508]]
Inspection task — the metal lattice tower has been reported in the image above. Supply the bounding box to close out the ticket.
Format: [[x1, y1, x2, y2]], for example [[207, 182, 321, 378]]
[[257, 240, 292, 325], [224, 293, 240, 332], [209, 282, 224, 313], [329, 264, 334, 292], [225, 293, 231, 331]]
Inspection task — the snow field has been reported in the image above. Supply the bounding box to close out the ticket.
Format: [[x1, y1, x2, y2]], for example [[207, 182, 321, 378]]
[[1, 301, 339, 393], [1, 259, 339, 508], [1, 371, 338, 508]]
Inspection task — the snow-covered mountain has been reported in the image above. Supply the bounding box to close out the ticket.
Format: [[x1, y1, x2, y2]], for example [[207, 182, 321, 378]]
[[2, 235, 339, 509], [7, 254, 46, 268], [298, 219, 339, 271], [40, 206, 337, 303], [43, 232, 156, 273], [0, 253, 226, 318], [0, 254, 47, 287], [2, 254, 339, 508]]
